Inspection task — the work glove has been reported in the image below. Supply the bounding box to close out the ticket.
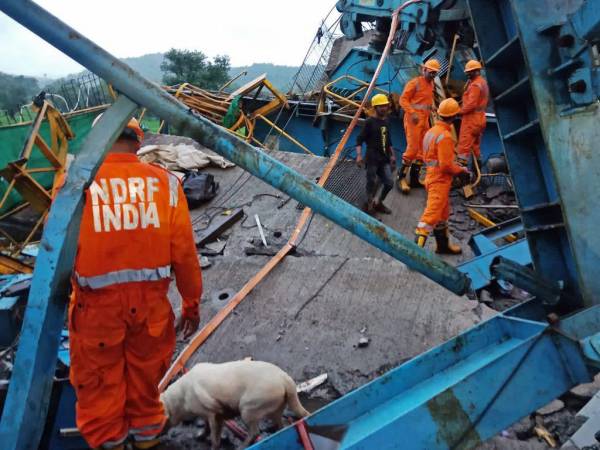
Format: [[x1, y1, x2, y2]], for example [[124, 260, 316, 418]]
[[456, 169, 473, 187], [411, 113, 419, 125], [178, 306, 200, 339], [356, 156, 364, 169]]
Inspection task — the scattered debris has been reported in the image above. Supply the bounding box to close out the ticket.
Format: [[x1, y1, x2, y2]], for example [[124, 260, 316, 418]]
[[534, 424, 557, 447], [194, 208, 244, 247], [537, 399, 565, 416], [138, 144, 235, 172], [297, 373, 328, 394], [479, 290, 494, 304], [199, 256, 211, 269], [357, 337, 370, 348], [200, 240, 227, 256], [254, 215, 269, 248]]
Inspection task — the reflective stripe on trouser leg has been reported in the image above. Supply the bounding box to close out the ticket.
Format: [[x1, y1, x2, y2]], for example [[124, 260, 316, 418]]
[[100, 435, 128, 449], [130, 421, 164, 441], [126, 294, 175, 445]]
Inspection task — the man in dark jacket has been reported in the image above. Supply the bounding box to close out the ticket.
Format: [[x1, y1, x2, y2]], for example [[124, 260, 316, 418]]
[[356, 94, 396, 214]]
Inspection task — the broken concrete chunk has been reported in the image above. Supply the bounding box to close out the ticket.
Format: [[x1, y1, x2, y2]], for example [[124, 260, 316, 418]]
[[537, 399, 565, 416], [570, 376, 600, 399], [358, 337, 370, 348], [297, 373, 328, 394], [479, 290, 494, 304], [200, 256, 212, 269], [202, 240, 227, 255]]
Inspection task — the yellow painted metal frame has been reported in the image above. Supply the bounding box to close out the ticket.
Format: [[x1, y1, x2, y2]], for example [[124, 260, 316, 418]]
[[321, 75, 391, 119], [0, 101, 73, 267]]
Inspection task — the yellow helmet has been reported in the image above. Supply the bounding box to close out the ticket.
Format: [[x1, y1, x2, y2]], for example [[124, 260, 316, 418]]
[[464, 60, 483, 73], [422, 59, 441, 72], [371, 93, 390, 107], [437, 98, 460, 117]]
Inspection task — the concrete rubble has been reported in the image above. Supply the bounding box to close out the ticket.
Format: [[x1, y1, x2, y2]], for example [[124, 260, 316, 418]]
[[147, 133, 504, 448]]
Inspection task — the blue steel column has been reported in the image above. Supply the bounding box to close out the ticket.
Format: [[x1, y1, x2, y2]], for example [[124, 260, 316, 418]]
[[0, 0, 469, 295], [508, 0, 600, 306], [0, 97, 138, 449]]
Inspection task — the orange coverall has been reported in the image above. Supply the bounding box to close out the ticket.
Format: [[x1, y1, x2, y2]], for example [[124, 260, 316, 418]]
[[417, 121, 465, 232], [68, 153, 202, 449], [457, 74, 489, 160], [399, 75, 434, 163]]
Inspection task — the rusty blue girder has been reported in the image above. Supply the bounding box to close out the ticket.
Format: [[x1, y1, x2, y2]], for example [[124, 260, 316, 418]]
[[0, 1, 470, 448], [0, 97, 139, 449]]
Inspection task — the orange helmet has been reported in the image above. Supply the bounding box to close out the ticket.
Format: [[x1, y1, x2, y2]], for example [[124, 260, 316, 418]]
[[437, 98, 460, 117], [422, 59, 441, 73], [464, 60, 483, 73], [92, 114, 145, 143]]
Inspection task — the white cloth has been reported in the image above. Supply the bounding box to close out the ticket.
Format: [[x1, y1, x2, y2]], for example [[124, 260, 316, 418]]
[[137, 144, 235, 171]]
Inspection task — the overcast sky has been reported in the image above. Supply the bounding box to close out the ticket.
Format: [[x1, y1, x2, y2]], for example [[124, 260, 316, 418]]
[[0, 0, 336, 78]]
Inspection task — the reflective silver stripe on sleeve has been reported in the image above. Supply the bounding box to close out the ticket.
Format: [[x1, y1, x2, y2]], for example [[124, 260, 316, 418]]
[[423, 132, 436, 153], [168, 173, 178, 207], [425, 161, 439, 168], [435, 133, 445, 144], [75, 265, 171, 289]]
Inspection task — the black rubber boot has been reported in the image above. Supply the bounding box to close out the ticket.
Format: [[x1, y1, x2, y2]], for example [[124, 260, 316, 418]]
[[433, 224, 462, 255], [364, 195, 375, 214], [409, 160, 424, 188], [396, 163, 410, 194], [374, 202, 392, 214]]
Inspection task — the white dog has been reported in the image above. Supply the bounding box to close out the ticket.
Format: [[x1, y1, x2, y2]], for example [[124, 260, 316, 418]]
[[160, 360, 309, 449]]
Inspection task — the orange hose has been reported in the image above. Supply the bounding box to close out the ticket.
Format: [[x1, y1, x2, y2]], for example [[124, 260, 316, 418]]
[[159, 0, 422, 391]]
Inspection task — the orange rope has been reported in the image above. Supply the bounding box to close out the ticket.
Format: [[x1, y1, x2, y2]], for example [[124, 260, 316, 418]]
[[159, 0, 422, 391]]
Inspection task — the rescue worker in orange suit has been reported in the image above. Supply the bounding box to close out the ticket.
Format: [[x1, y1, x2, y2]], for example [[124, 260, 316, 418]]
[[397, 59, 440, 194], [457, 60, 489, 170], [356, 93, 396, 214], [67, 117, 202, 450], [415, 98, 471, 254]]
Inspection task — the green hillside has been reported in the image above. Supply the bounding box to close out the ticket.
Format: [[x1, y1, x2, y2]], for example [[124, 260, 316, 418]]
[[121, 54, 299, 92]]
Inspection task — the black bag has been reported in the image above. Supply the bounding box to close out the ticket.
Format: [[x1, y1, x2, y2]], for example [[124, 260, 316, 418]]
[[182, 172, 219, 208]]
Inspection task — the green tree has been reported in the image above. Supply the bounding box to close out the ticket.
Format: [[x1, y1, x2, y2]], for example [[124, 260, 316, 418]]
[[0, 72, 40, 116], [160, 49, 230, 90]]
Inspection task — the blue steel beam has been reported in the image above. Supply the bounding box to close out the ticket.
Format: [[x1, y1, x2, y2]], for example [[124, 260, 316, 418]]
[[0, 0, 469, 295], [251, 308, 597, 450], [0, 97, 138, 450], [508, 0, 600, 306]]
